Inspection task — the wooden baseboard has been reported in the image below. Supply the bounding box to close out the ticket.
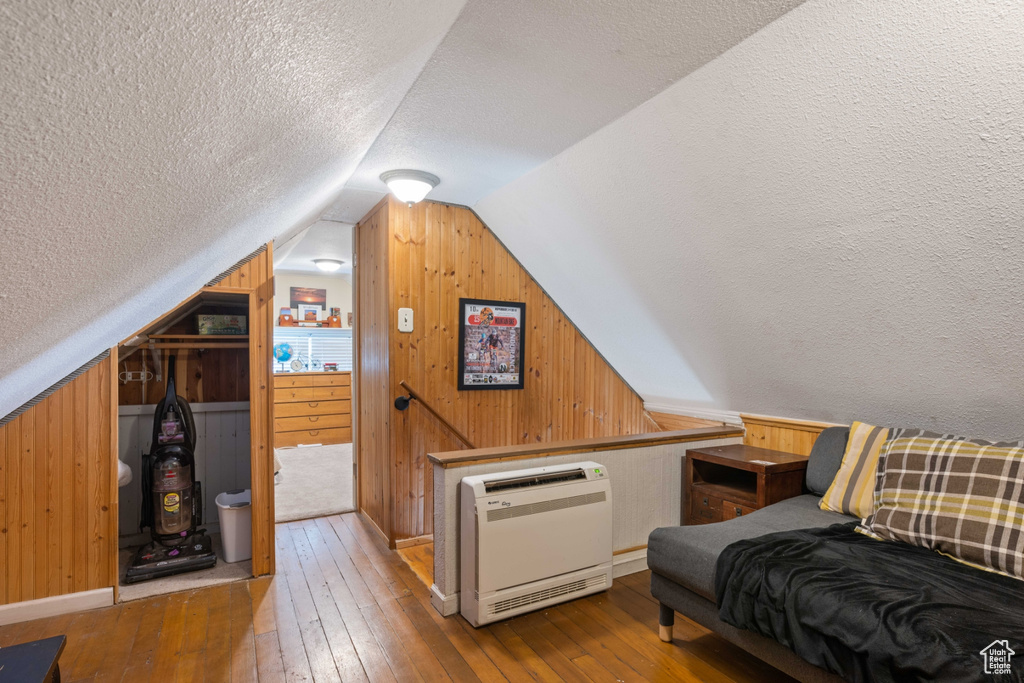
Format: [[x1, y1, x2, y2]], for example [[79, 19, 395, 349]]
[[395, 534, 434, 549], [359, 509, 392, 548], [0, 588, 113, 626]]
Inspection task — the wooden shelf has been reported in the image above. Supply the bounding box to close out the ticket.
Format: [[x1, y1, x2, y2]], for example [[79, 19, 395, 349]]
[[148, 334, 249, 340], [147, 342, 249, 349]]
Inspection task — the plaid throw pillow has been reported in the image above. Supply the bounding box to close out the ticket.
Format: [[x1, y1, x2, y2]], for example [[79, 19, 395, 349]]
[[820, 421, 889, 518], [858, 430, 1024, 579]]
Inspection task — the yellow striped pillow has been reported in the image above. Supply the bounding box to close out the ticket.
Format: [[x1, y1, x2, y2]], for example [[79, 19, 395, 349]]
[[819, 421, 889, 518]]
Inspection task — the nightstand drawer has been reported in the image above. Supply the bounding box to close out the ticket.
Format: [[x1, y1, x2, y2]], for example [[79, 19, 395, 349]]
[[722, 500, 757, 520], [690, 494, 723, 524]]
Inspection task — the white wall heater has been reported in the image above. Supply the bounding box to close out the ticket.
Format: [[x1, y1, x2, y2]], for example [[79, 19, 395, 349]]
[[460, 461, 612, 627]]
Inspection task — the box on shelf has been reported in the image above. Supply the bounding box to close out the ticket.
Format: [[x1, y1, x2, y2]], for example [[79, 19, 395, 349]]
[[197, 314, 248, 335]]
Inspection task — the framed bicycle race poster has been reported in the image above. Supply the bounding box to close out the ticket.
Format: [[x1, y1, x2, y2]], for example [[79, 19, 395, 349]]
[[458, 298, 525, 390]]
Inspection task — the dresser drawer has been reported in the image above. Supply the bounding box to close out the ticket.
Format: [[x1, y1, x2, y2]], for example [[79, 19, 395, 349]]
[[274, 374, 313, 389], [313, 385, 351, 401], [689, 494, 723, 524], [275, 413, 351, 432], [313, 373, 350, 387], [722, 500, 757, 520], [274, 387, 316, 403], [274, 400, 349, 418], [275, 427, 351, 448]]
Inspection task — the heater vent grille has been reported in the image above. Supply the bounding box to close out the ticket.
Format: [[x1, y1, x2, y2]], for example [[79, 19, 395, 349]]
[[486, 491, 606, 522], [488, 574, 607, 615]]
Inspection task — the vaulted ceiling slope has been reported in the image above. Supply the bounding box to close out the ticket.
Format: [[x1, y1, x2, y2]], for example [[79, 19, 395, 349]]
[[323, 0, 806, 221], [0, 0, 465, 416], [476, 0, 1024, 438]]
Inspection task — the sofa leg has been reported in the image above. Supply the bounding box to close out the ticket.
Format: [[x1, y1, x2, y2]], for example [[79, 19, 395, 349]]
[[658, 603, 674, 642]]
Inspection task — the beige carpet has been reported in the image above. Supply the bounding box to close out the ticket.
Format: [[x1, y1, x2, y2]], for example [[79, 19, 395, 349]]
[[275, 443, 354, 523], [118, 532, 252, 602]]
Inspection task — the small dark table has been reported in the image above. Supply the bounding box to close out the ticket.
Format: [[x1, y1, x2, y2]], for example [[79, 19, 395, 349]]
[[684, 444, 808, 525], [0, 634, 65, 682]]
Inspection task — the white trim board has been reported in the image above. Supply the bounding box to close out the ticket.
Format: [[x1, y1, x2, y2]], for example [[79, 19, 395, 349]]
[[643, 401, 742, 426], [0, 588, 113, 626]]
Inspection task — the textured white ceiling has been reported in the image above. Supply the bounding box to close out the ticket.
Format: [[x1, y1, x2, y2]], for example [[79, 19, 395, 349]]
[[477, 0, 1024, 437], [275, 221, 353, 275], [0, 0, 465, 415], [323, 0, 805, 220]]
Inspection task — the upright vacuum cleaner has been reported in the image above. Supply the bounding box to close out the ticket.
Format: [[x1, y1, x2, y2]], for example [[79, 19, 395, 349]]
[[125, 356, 217, 584]]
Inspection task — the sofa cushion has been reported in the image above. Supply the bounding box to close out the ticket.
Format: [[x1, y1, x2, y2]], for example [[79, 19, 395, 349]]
[[820, 421, 889, 518], [805, 426, 850, 496], [859, 431, 1024, 579], [647, 495, 852, 601]]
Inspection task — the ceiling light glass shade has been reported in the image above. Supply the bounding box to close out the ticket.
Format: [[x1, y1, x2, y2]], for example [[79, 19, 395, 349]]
[[380, 169, 440, 205], [313, 259, 344, 272]]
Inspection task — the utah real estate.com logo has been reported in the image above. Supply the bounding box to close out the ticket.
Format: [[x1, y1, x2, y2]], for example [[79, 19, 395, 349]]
[[980, 640, 1015, 675]]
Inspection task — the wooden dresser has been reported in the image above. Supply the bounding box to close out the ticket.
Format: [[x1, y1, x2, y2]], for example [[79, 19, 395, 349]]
[[273, 372, 352, 448], [684, 444, 807, 525]]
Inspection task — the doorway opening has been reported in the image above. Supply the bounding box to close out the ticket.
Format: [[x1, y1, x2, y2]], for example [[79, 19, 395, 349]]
[[272, 221, 356, 523]]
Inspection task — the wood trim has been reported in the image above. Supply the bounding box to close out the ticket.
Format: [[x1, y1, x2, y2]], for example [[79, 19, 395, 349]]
[[612, 544, 647, 556], [740, 413, 842, 432], [360, 510, 391, 549], [108, 346, 119, 604], [394, 534, 434, 549], [428, 425, 744, 468]]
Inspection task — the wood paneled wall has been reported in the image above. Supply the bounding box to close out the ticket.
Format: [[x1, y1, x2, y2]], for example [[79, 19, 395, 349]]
[[355, 199, 394, 544], [214, 248, 276, 577], [0, 357, 117, 606], [741, 413, 841, 456], [118, 348, 249, 405], [355, 197, 652, 544]]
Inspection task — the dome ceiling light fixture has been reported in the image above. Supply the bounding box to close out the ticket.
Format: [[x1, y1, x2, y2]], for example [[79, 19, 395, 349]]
[[313, 258, 344, 272], [380, 169, 440, 206]]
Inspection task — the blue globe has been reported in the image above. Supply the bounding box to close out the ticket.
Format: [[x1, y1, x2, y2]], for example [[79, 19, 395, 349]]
[[273, 343, 293, 362]]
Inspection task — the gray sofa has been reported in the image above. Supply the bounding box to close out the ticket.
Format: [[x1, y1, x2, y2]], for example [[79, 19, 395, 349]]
[[647, 427, 853, 683]]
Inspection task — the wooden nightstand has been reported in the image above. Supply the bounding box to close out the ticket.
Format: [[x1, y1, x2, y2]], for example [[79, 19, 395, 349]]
[[684, 444, 808, 525]]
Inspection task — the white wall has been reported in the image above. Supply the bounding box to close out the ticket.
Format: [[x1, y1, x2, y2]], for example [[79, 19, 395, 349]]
[[476, 0, 1024, 438], [118, 403, 251, 545], [274, 271, 353, 327]]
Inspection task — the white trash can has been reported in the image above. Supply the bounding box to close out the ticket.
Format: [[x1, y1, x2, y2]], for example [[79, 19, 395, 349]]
[[215, 489, 252, 563]]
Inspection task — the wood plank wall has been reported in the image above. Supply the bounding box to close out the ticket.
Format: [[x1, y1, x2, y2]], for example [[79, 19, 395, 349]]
[[0, 358, 117, 606], [219, 248, 277, 577], [741, 413, 840, 456], [354, 200, 394, 546], [118, 348, 249, 405], [355, 197, 652, 544]]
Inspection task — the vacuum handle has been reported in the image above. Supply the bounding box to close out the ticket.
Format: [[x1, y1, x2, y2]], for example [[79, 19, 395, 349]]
[[194, 480, 203, 527]]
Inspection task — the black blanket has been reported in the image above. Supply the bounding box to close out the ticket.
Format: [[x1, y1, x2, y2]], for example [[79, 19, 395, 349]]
[[715, 522, 1024, 682]]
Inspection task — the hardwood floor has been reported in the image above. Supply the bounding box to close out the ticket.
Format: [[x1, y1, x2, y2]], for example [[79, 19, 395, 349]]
[[0, 513, 795, 682]]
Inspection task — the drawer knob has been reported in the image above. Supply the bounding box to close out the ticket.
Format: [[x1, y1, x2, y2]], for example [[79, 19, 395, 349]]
[[734, 507, 742, 516], [702, 497, 709, 506]]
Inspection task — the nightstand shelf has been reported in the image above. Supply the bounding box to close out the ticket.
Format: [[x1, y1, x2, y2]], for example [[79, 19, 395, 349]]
[[684, 444, 807, 525]]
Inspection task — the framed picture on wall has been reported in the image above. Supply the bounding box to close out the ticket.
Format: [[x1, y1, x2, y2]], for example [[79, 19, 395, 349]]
[[458, 298, 525, 390], [290, 286, 326, 310]]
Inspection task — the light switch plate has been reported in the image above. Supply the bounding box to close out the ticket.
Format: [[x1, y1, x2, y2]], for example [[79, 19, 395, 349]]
[[398, 307, 414, 333]]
